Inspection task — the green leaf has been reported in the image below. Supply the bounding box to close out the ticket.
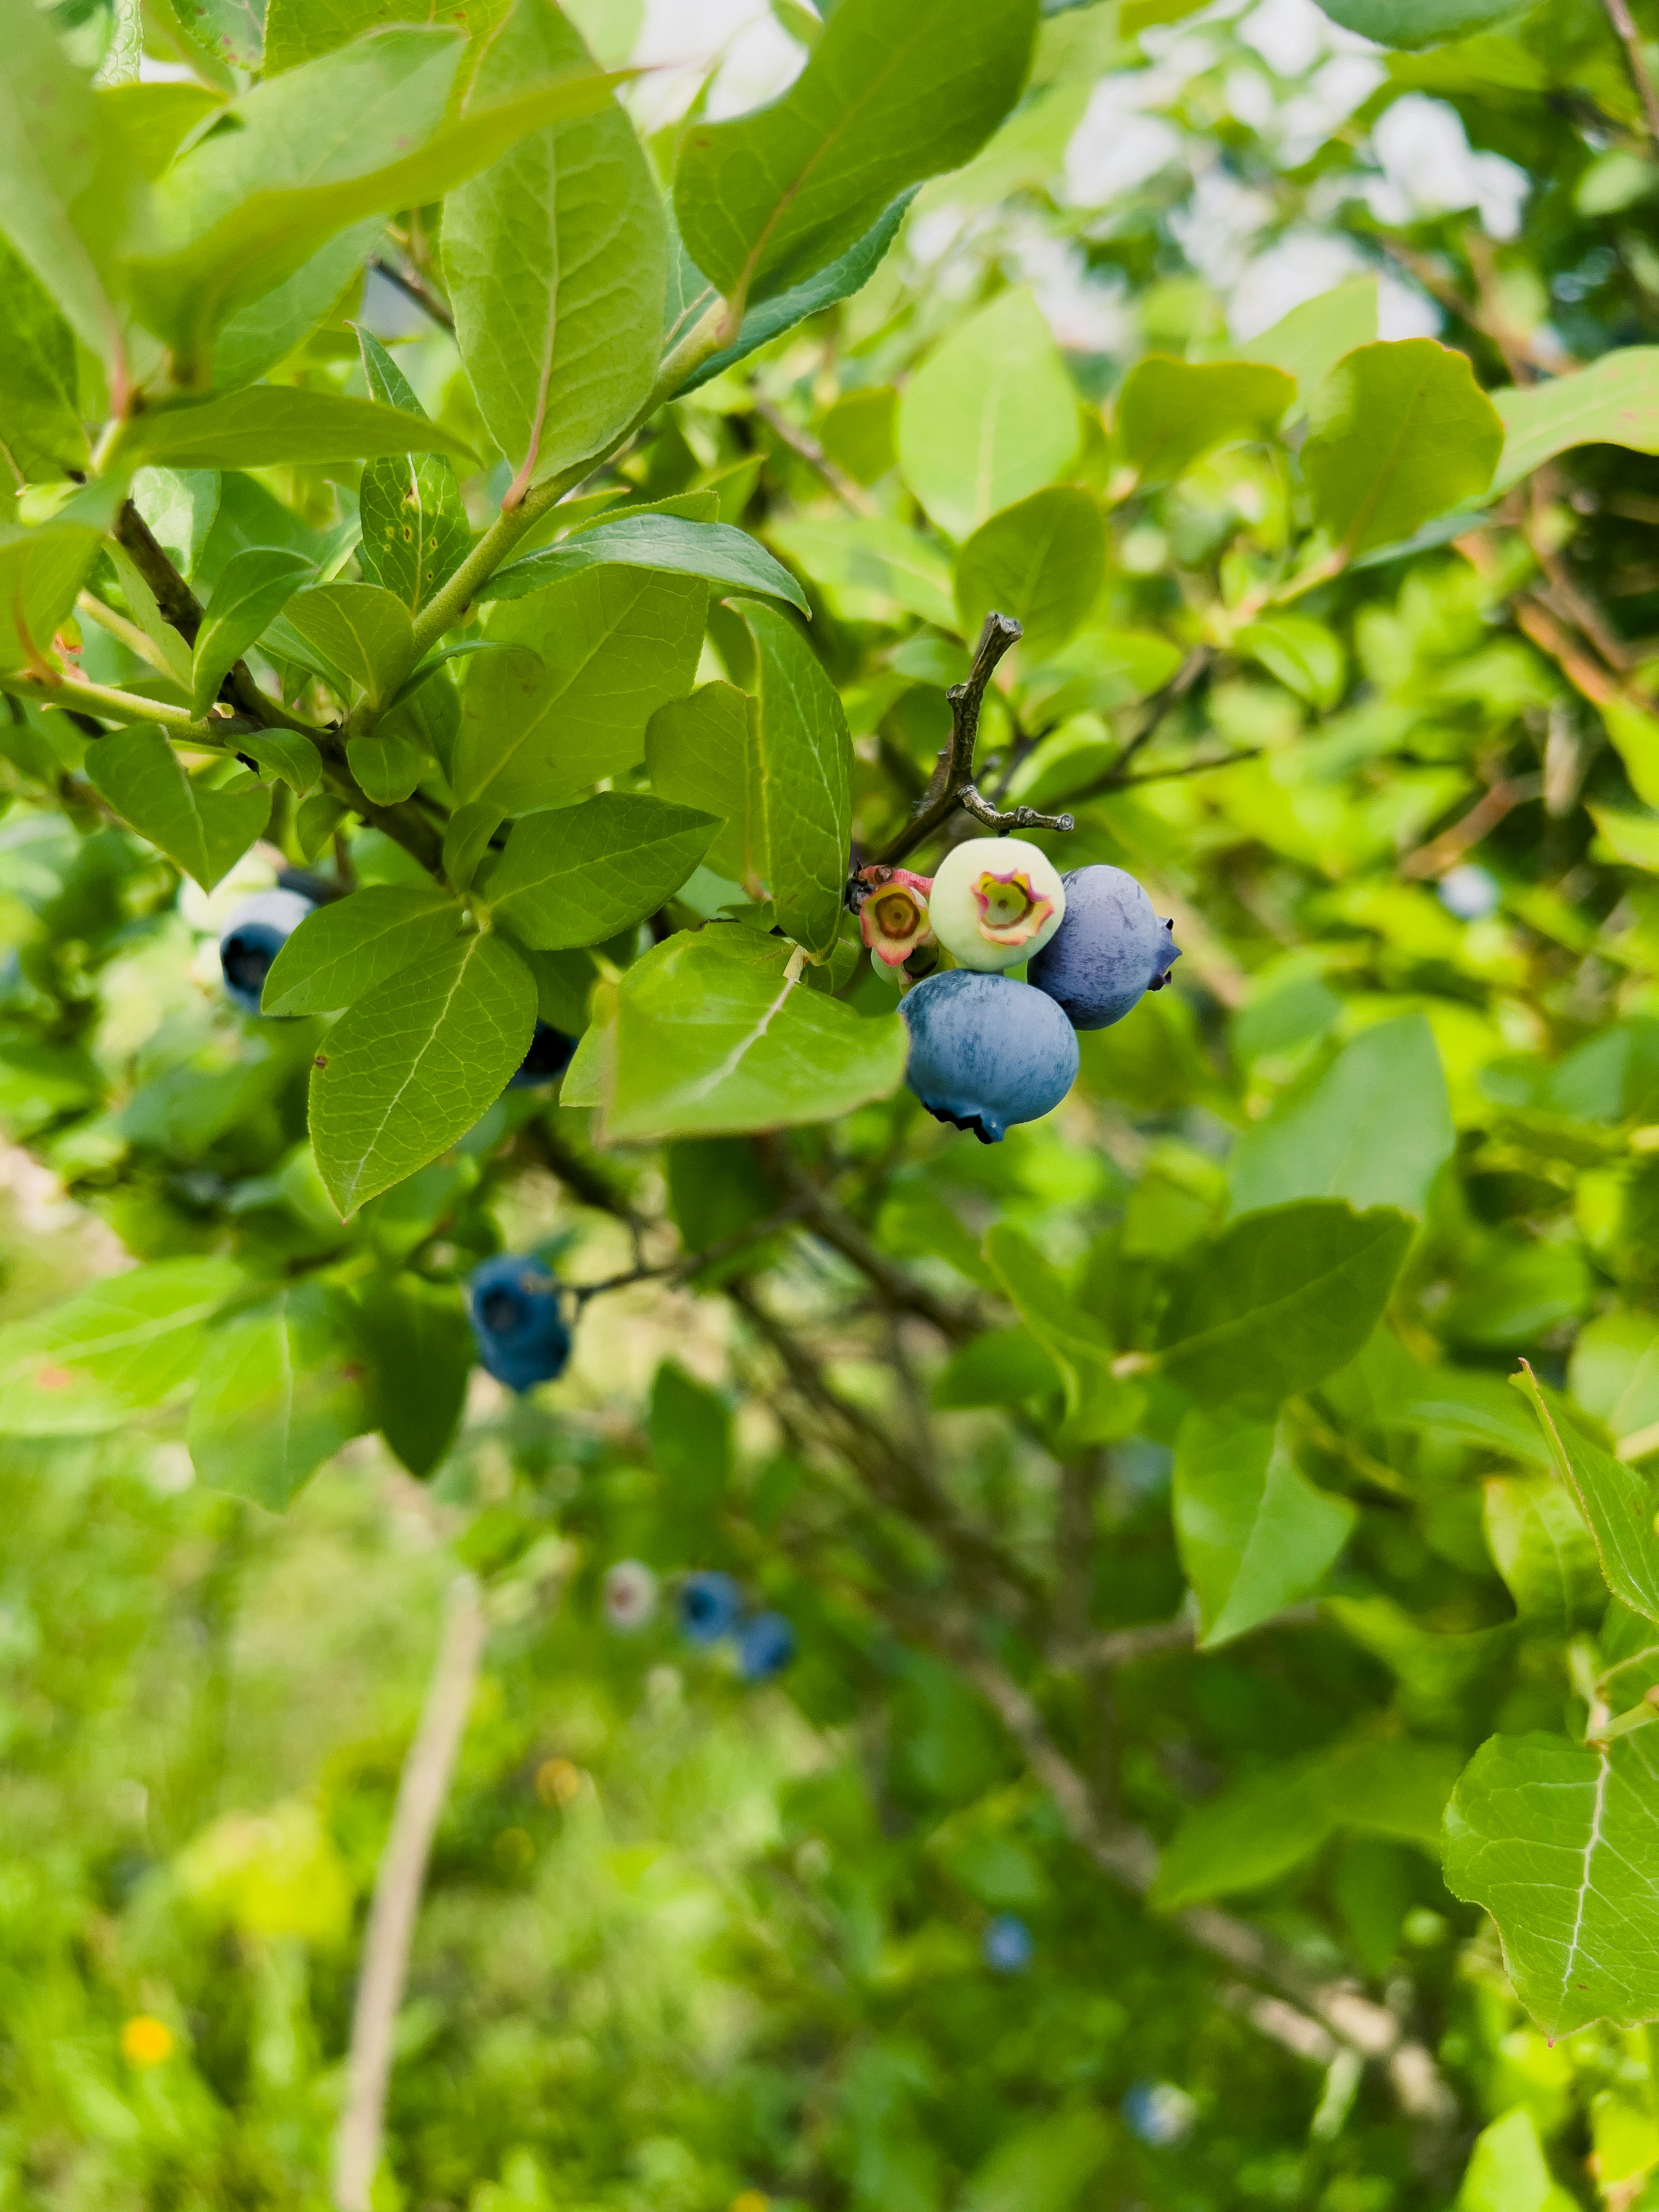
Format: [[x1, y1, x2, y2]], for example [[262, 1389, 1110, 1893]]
[[483, 514, 809, 614], [644, 682, 763, 891], [354, 327, 471, 615], [442, 0, 665, 497], [443, 801, 504, 893], [1115, 356, 1294, 489], [674, 191, 914, 395], [282, 582, 414, 710], [1017, 624, 1183, 721], [455, 567, 706, 815], [983, 1223, 1141, 1442], [673, 0, 1038, 313], [932, 1326, 1065, 1410], [345, 731, 426, 805], [191, 545, 314, 716], [0, 1257, 244, 1436], [133, 466, 220, 578], [261, 884, 461, 1015], [957, 2108, 1109, 2212], [734, 600, 851, 962], [650, 1360, 731, 1513], [896, 289, 1080, 542], [766, 513, 957, 629], [953, 486, 1105, 657], [1515, 1363, 1659, 1621], [310, 931, 537, 1214], [188, 1284, 370, 1510], [1443, 1729, 1659, 2036], [264, 0, 497, 70], [1173, 1408, 1355, 1647], [1483, 1475, 1608, 1635], [599, 928, 907, 1143], [126, 15, 623, 377], [1235, 277, 1378, 417], [0, 235, 89, 480], [1233, 613, 1347, 708], [210, 219, 383, 393], [1302, 339, 1503, 559], [85, 728, 272, 891], [1313, 0, 1539, 48], [1457, 2108, 1571, 2212], [1160, 1199, 1414, 1409], [124, 389, 476, 472], [1492, 348, 1659, 494], [356, 1272, 471, 1478], [486, 793, 717, 950], [1228, 1015, 1455, 1220], [1326, 1594, 1508, 1716], [236, 728, 322, 796], [0, 520, 102, 673], [102, 541, 194, 692]]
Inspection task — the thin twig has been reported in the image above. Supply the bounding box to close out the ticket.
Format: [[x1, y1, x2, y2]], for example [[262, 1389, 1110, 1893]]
[[752, 397, 877, 515], [335, 1575, 485, 2212], [568, 1192, 814, 1304], [1103, 646, 1213, 785], [957, 782, 1075, 834], [1400, 772, 1543, 879], [367, 254, 456, 333], [1602, 0, 1659, 151], [871, 613, 1024, 868]]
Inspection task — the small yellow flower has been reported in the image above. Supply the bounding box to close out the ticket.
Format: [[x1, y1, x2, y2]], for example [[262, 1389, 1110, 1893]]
[[730, 2193, 769, 2212], [121, 2015, 175, 2067]]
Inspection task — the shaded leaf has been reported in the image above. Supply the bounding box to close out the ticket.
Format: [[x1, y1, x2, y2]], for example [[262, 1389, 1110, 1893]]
[[1483, 1475, 1608, 1634], [1516, 1363, 1659, 1621], [355, 327, 470, 615], [1115, 356, 1294, 489], [645, 682, 762, 890], [487, 792, 717, 949], [1173, 1408, 1355, 1646], [734, 599, 851, 962], [282, 582, 413, 709], [188, 1284, 369, 1510], [954, 486, 1105, 657], [1315, 0, 1541, 46], [85, 728, 272, 891], [0, 235, 89, 480], [1235, 277, 1377, 416], [1493, 347, 1659, 493], [261, 884, 461, 1015], [0, 520, 102, 673], [357, 1272, 471, 1478], [191, 545, 314, 716], [1303, 339, 1503, 558], [124, 388, 475, 472], [767, 512, 957, 628], [0, 1258, 244, 1436], [484, 514, 808, 613]]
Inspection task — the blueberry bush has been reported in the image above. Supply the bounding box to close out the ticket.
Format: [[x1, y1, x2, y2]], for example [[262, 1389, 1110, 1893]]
[[8, 0, 1659, 2200]]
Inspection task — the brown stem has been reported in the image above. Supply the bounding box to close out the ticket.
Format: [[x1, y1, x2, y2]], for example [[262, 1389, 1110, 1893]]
[[956, 782, 1074, 835], [871, 613, 1023, 868], [1602, 0, 1659, 150], [367, 254, 456, 334], [751, 397, 877, 516]]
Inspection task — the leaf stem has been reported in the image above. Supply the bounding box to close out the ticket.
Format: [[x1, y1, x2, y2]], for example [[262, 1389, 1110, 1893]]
[[0, 669, 232, 745]]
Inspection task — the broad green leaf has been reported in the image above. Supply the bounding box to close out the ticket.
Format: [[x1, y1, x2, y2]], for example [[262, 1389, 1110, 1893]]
[[1325, 1593, 1508, 1717], [1173, 1408, 1355, 1646], [1115, 357, 1294, 489], [0, 1257, 243, 1436], [454, 567, 706, 815], [650, 1360, 731, 1513], [1571, 1310, 1659, 1451], [645, 682, 763, 891], [282, 583, 414, 710], [0, 236, 89, 480], [0, 520, 102, 673], [346, 731, 426, 805], [673, 0, 1038, 313], [264, 0, 498, 70], [1492, 348, 1659, 494], [85, 729, 272, 891], [356, 1272, 470, 1478], [100, 79, 225, 181], [932, 1326, 1065, 1410], [210, 219, 382, 393], [675, 191, 914, 395], [262, 885, 461, 1015], [483, 514, 809, 613], [896, 289, 1080, 542], [1017, 624, 1183, 721], [191, 545, 314, 716], [237, 728, 322, 796], [486, 793, 717, 949], [767, 513, 957, 629], [1235, 278, 1377, 415], [126, 16, 623, 377], [954, 486, 1105, 656], [310, 932, 537, 1214], [1443, 1729, 1659, 2036], [600, 928, 908, 1143], [188, 1284, 369, 1510], [1516, 1364, 1659, 1621], [734, 600, 851, 962], [443, 0, 664, 497], [443, 801, 504, 893], [1314, 0, 1543, 48], [983, 1223, 1141, 1442], [123, 389, 475, 472], [1234, 613, 1346, 708], [1228, 1015, 1454, 1220], [102, 541, 194, 692], [1457, 2108, 1570, 2212], [1483, 1475, 1607, 1634], [1303, 339, 1503, 559], [957, 2108, 1109, 2212], [355, 328, 470, 616], [133, 466, 219, 577], [1160, 1200, 1414, 1409]]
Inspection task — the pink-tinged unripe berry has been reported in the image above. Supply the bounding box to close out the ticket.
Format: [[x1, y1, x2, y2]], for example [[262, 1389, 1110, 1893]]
[[855, 864, 935, 980], [927, 837, 1066, 972]]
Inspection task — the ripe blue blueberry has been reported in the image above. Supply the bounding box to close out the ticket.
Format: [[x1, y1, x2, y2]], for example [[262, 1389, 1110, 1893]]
[[465, 1253, 570, 1393], [982, 1913, 1034, 1973], [508, 1020, 578, 1088], [218, 887, 318, 1016], [737, 1611, 796, 1681], [1027, 864, 1179, 1031], [679, 1570, 742, 1645], [901, 969, 1079, 1144]]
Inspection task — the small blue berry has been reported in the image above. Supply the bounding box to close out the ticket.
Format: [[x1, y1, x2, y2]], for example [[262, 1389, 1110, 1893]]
[[901, 969, 1079, 1144], [1027, 864, 1179, 1031], [679, 1570, 742, 1645], [218, 887, 318, 1016], [737, 1611, 796, 1681], [1122, 2080, 1196, 2146], [465, 1253, 570, 1392], [982, 1913, 1034, 1973], [509, 1020, 578, 1088], [1437, 863, 1500, 920]]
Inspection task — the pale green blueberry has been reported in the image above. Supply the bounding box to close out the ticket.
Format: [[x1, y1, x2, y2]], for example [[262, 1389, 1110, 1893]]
[[927, 836, 1067, 972]]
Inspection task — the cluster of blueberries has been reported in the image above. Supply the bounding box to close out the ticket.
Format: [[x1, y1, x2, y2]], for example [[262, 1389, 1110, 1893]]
[[602, 1559, 795, 1680]]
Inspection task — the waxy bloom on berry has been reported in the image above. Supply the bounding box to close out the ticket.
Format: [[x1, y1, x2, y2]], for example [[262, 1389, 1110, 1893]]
[[928, 837, 1066, 972], [855, 864, 935, 978]]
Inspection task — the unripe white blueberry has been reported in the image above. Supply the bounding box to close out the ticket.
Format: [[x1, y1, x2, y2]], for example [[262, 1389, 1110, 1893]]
[[927, 837, 1067, 972]]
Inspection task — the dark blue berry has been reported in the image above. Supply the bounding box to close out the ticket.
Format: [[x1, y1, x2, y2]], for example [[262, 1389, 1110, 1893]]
[[218, 888, 318, 1016], [1027, 864, 1179, 1031], [508, 1020, 578, 1088], [737, 1611, 796, 1681], [465, 1253, 570, 1392], [982, 1913, 1034, 1973], [901, 969, 1079, 1144], [679, 1570, 742, 1645]]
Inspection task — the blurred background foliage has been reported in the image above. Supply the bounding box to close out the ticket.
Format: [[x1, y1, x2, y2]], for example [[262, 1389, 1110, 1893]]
[[14, 0, 1659, 2204]]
